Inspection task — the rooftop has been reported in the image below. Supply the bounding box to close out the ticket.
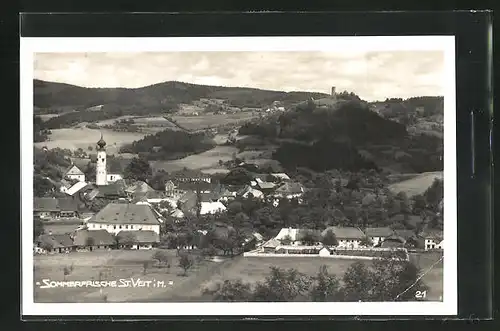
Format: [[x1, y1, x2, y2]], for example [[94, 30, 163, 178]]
[[321, 226, 366, 240], [88, 203, 161, 225]]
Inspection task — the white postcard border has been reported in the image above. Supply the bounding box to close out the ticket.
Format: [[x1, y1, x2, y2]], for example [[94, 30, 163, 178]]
[[21, 36, 457, 316]]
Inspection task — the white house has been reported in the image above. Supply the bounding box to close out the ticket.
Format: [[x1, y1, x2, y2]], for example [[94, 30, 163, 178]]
[[107, 173, 123, 183], [364, 227, 394, 246], [85, 203, 162, 235], [65, 181, 90, 196], [422, 231, 444, 250], [319, 247, 332, 257], [200, 201, 227, 215], [63, 164, 86, 182], [322, 226, 366, 249], [275, 228, 322, 246]]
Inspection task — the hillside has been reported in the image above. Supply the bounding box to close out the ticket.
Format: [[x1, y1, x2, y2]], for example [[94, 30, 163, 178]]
[[238, 99, 443, 173], [34, 79, 328, 114]]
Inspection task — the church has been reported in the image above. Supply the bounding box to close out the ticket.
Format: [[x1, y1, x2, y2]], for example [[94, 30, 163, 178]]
[[95, 133, 123, 186]]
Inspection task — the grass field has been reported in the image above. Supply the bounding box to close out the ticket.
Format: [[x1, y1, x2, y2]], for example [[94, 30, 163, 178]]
[[150, 146, 239, 173], [34, 128, 147, 155], [171, 113, 258, 131], [33, 250, 443, 303], [33, 249, 217, 303], [388, 171, 443, 197]]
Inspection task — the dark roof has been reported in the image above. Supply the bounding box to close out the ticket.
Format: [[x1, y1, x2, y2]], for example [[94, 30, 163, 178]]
[[125, 181, 155, 194], [393, 229, 416, 240], [116, 230, 159, 243], [275, 182, 304, 195], [37, 233, 74, 248], [95, 183, 127, 198], [176, 181, 215, 192], [296, 229, 322, 241], [72, 229, 115, 246], [364, 227, 394, 237], [421, 230, 443, 241], [88, 203, 161, 225], [322, 226, 365, 240], [34, 197, 79, 212]]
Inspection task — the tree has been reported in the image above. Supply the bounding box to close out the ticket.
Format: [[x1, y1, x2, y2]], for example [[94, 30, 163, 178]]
[[123, 156, 153, 183], [33, 175, 55, 197], [33, 216, 44, 242], [63, 266, 71, 280], [359, 236, 373, 247], [205, 279, 254, 302], [152, 250, 169, 266], [341, 261, 374, 302], [142, 261, 150, 275], [39, 242, 53, 253], [252, 267, 312, 302], [221, 168, 253, 186], [301, 231, 320, 246], [178, 253, 194, 276], [279, 234, 293, 245], [321, 230, 338, 246], [310, 265, 342, 302]]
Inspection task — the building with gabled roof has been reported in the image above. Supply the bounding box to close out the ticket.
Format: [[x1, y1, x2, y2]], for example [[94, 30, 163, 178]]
[[85, 203, 162, 235], [321, 226, 366, 248], [63, 164, 86, 183], [35, 233, 74, 253], [34, 197, 80, 219], [72, 229, 115, 250], [364, 227, 394, 246], [116, 230, 160, 249]]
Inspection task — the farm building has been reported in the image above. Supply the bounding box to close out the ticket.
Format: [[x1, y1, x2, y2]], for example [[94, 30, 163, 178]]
[[275, 228, 322, 246], [364, 227, 394, 246], [421, 230, 444, 250], [380, 235, 406, 249], [85, 203, 162, 235], [115, 230, 160, 250], [72, 229, 115, 251], [273, 182, 305, 199], [33, 197, 80, 219], [321, 226, 366, 249], [35, 233, 74, 254]]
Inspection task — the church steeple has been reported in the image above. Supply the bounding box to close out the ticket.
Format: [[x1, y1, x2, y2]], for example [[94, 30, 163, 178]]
[[97, 132, 106, 150]]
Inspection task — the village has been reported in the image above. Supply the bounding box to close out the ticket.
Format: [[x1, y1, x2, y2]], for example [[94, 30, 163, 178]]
[[33, 133, 444, 260]]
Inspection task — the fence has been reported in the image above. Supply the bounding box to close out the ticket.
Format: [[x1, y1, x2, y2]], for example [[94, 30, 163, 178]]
[[243, 251, 409, 261]]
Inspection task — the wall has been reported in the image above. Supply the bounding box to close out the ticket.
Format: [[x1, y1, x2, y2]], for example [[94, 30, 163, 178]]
[[67, 174, 86, 182], [107, 174, 123, 183], [337, 239, 361, 249], [87, 222, 160, 235], [243, 252, 409, 261]]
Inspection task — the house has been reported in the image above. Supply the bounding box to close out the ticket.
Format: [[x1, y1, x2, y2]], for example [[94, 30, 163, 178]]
[[125, 181, 156, 199], [63, 164, 86, 182], [275, 228, 322, 246], [72, 229, 115, 251], [256, 181, 276, 193], [273, 182, 305, 199], [177, 191, 227, 215], [261, 238, 281, 253], [421, 230, 444, 250], [321, 226, 365, 249], [64, 181, 90, 196], [85, 203, 162, 235], [238, 185, 264, 199], [116, 230, 160, 250], [380, 235, 406, 248], [34, 197, 80, 219], [106, 173, 123, 183], [270, 173, 291, 182], [86, 180, 127, 202], [36, 233, 74, 254], [364, 227, 394, 246], [171, 169, 212, 183]]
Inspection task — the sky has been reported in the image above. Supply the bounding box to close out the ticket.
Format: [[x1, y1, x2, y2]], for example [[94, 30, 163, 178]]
[[34, 51, 444, 102]]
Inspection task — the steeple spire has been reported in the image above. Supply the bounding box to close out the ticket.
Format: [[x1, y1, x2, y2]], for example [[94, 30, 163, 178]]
[[97, 132, 106, 150]]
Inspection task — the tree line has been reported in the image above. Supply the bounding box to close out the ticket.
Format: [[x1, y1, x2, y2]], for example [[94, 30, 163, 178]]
[[203, 257, 428, 302]]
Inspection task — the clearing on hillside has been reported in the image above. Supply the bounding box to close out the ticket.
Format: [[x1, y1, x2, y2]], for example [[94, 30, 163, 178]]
[[388, 171, 443, 197]]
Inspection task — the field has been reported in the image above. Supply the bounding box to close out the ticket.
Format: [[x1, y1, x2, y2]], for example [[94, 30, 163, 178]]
[[33, 249, 443, 303], [388, 171, 443, 197], [171, 113, 258, 131], [150, 146, 239, 173], [34, 128, 147, 155], [33, 249, 222, 303]]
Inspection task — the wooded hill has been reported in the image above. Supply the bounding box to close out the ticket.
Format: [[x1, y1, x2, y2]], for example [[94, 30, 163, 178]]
[[239, 99, 443, 174]]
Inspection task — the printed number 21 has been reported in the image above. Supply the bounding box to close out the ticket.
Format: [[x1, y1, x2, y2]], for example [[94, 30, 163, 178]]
[[415, 291, 427, 299]]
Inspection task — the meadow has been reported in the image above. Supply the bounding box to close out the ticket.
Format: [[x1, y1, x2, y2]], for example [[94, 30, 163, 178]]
[[33, 249, 218, 303], [34, 128, 147, 155], [388, 171, 443, 197], [171, 113, 258, 131]]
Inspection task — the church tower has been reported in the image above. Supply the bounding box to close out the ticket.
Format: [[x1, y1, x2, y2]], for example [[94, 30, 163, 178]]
[[96, 133, 108, 186]]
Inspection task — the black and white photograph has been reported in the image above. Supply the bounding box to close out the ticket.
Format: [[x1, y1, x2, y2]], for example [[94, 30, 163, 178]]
[[21, 36, 457, 316]]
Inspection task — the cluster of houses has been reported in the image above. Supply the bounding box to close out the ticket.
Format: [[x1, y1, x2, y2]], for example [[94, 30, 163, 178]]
[[254, 225, 443, 257]]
